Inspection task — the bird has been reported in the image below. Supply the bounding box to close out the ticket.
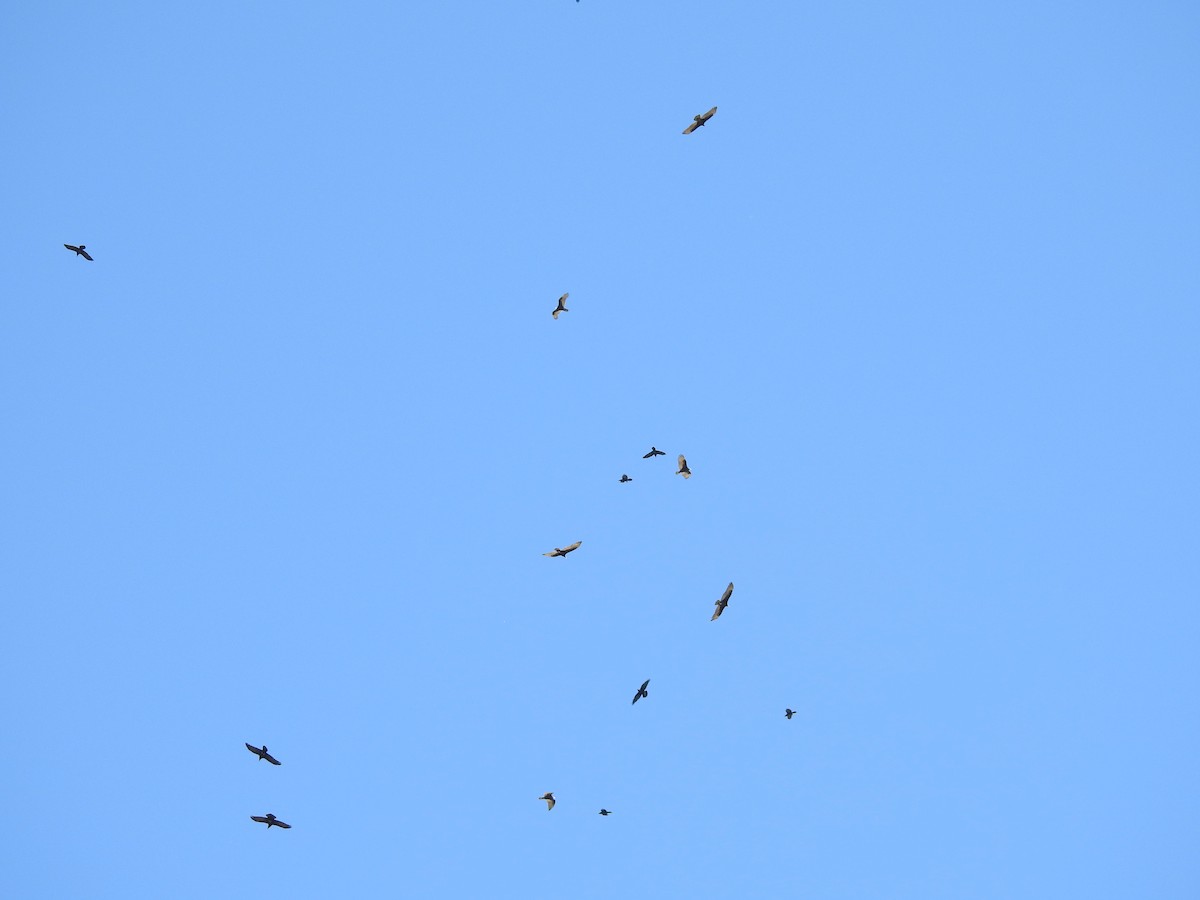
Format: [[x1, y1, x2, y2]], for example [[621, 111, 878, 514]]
[[250, 813, 291, 829], [619, 474, 632, 483], [642, 447, 665, 458], [64, 243, 93, 261], [785, 709, 796, 720], [543, 540, 582, 558], [245, 743, 281, 765], [539, 792, 556, 811], [711, 582, 733, 621], [676, 454, 691, 478], [632, 678, 650, 705], [599, 809, 612, 816], [682, 106, 717, 135], [551, 293, 569, 319]]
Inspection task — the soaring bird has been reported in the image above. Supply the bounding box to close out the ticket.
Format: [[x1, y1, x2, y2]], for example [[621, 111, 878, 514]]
[[250, 813, 291, 829], [539, 792, 556, 811], [551, 293, 569, 319], [599, 809, 612, 816], [682, 106, 717, 135], [676, 455, 691, 478], [642, 447, 665, 459], [64, 243, 93, 261], [711, 582, 733, 621], [785, 708, 796, 720], [631, 678, 650, 705], [619, 474, 632, 483], [245, 743, 281, 765], [543, 540, 582, 558]]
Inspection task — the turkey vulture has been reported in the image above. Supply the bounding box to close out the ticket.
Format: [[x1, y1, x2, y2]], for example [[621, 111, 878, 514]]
[[599, 809, 612, 816], [543, 540, 582, 558], [64, 244, 93, 261], [682, 106, 717, 135], [551, 293, 569, 319], [539, 792, 556, 811], [676, 455, 691, 478], [711, 582, 733, 620], [631, 678, 650, 705], [642, 447, 665, 458], [250, 813, 291, 829], [245, 743, 281, 765], [785, 708, 796, 720], [619, 474, 632, 483]]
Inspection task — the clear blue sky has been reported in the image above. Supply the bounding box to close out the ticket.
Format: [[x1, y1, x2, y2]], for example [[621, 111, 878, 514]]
[[2, 2, 1198, 897]]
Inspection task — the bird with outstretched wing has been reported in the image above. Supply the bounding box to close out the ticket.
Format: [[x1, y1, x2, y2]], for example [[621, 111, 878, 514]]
[[632, 678, 650, 705], [682, 106, 717, 134], [676, 455, 691, 479], [64, 243, 93, 260], [551, 294, 569, 319], [245, 743, 281, 765], [250, 813, 291, 829], [539, 792, 556, 810], [543, 541, 582, 558], [711, 582, 733, 620]]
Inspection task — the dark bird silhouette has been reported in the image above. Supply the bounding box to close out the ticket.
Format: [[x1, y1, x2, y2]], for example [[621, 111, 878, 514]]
[[619, 474, 632, 483], [250, 813, 291, 829], [245, 743, 281, 765], [543, 540, 582, 558], [551, 293, 569, 319], [599, 809, 612, 816], [711, 582, 733, 621], [632, 678, 650, 705], [682, 106, 717, 135], [539, 792, 556, 811], [785, 708, 796, 720], [676, 454, 691, 479], [642, 447, 665, 458], [64, 244, 93, 261]]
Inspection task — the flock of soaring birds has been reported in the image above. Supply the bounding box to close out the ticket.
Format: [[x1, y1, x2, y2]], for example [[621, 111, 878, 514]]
[[62, 102, 795, 830]]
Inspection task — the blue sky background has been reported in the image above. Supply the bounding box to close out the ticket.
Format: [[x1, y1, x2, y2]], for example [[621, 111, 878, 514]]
[[2, 1, 1198, 897]]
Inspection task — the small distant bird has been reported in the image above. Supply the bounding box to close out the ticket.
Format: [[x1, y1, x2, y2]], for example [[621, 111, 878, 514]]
[[551, 293, 569, 319], [631, 678, 650, 705], [642, 447, 665, 459], [250, 813, 291, 829], [619, 474, 632, 483], [682, 106, 717, 135], [64, 243, 93, 261], [711, 582, 733, 621], [245, 743, 281, 765], [543, 540, 582, 558], [785, 709, 796, 720], [599, 809, 612, 816], [539, 792, 556, 811], [676, 454, 691, 478]]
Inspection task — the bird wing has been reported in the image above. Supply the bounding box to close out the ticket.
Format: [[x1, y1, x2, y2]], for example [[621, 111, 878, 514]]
[[274, 819, 292, 828], [245, 742, 262, 757], [720, 582, 734, 605], [711, 603, 724, 621], [640, 679, 650, 692], [560, 541, 582, 554], [677, 455, 690, 476], [631, 689, 641, 704], [263, 751, 282, 765], [700, 106, 717, 122], [642, 450, 653, 458], [543, 548, 562, 556], [557, 293, 569, 307], [80, 249, 94, 260], [251, 815, 269, 824], [682, 120, 700, 135]]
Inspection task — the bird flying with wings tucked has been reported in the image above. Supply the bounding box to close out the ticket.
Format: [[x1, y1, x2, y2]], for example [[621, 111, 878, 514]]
[[676, 454, 691, 478], [539, 792, 556, 810]]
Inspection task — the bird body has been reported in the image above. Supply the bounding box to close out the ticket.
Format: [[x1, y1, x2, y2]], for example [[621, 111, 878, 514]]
[[250, 813, 291, 829], [543, 540, 582, 558], [632, 678, 650, 705], [245, 743, 282, 765], [711, 582, 733, 620], [539, 792, 556, 810], [682, 106, 717, 134], [64, 243, 93, 260], [785, 709, 796, 719], [551, 293, 569, 319], [676, 455, 691, 478]]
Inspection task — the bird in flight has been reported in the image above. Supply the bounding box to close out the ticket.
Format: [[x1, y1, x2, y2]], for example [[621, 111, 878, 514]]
[[599, 809, 612, 816], [543, 540, 582, 558], [64, 243, 93, 261], [642, 447, 665, 459], [619, 474, 632, 483], [682, 106, 717, 135], [631, 678, 650, 705], [250, 813, 291, 829], [711, 582, 733, 621], [785, 708, 796, 720], [539, 792, 556, 811], [676, 454, 691, 478], [245, 743, 281, 765], [551, 293, 569, 319]]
